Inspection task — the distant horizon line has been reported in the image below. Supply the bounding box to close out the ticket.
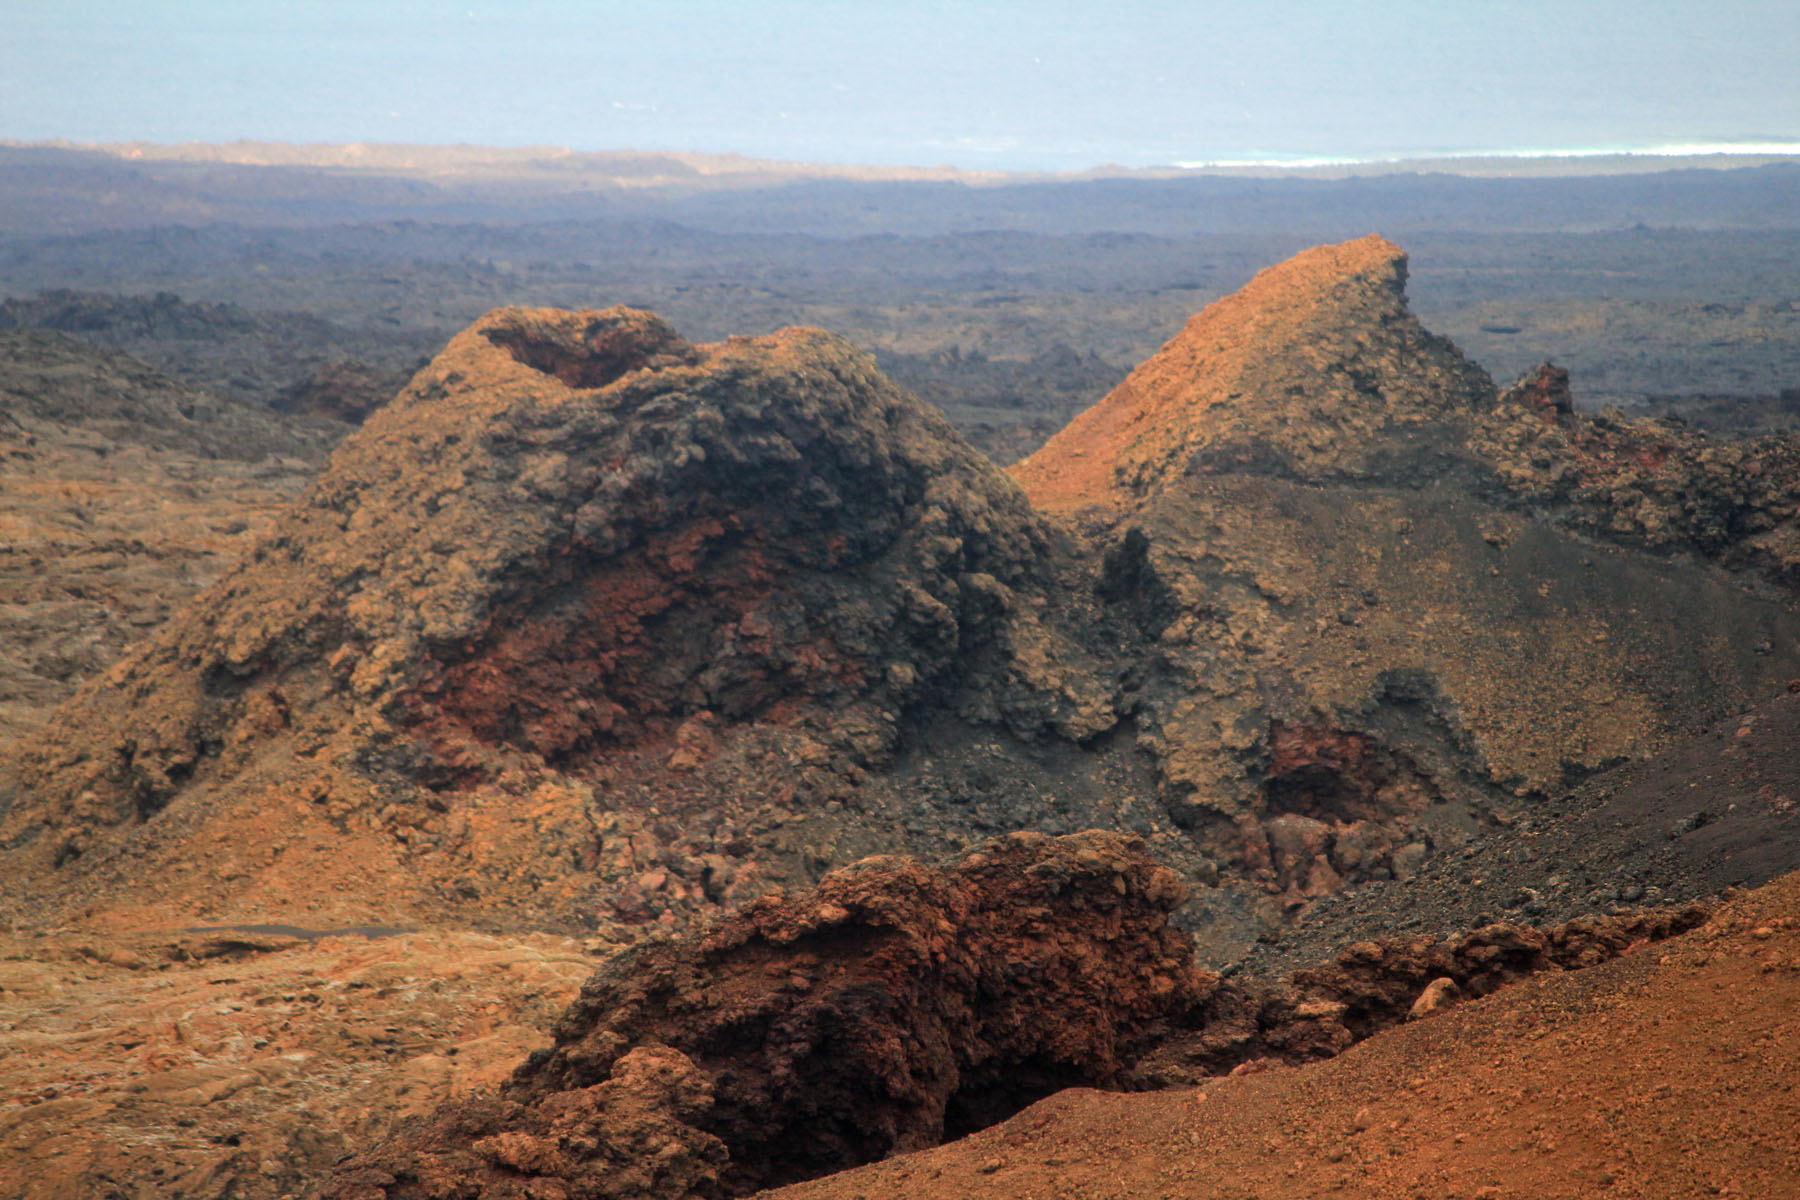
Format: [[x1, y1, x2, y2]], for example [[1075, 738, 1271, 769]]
[[1170, 140, 1800, 171], [10, 135, 1800, 180]]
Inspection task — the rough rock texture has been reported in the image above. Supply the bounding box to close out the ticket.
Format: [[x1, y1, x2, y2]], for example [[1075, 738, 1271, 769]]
[[317, 831, 1203, 1200], [0, 306, 1114, 931], [1011, 235, 1800, 933], [1234, 677, 1800, 981], [0, 926, 598, 1200], [7, 239, 1800, 1200], [764, 871, 1800, 1200], [1131, 900, 1711, 1085], [0, 331, 332, 741], [1480, 360, 1800, 585], [1012, 236, 1496, 511], [318, 834, 1707, 1200], [12, 245, 1800, 947]]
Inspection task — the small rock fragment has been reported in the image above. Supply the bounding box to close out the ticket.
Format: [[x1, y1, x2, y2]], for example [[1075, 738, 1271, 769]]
[[1407, 977, 1462, 1021]]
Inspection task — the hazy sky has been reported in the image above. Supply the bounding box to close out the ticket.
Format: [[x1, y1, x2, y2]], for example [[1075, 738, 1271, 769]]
[[5, 1, 1798, 169]]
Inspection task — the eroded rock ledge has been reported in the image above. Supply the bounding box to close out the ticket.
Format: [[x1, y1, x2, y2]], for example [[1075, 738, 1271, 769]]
[[318, 832, 1708, 1200], [318, 831, 1201, 1199]]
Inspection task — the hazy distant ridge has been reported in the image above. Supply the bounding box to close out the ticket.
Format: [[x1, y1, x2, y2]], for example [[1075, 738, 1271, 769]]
[[10, 138, 1800, 185]]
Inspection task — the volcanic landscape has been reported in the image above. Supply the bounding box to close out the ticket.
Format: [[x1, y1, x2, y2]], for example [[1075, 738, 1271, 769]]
[[2, 151, 1799, 1200]]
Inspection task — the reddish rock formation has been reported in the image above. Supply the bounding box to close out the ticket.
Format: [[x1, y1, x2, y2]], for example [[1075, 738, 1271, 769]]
[[760, 875, 1800, 1200], [317, 833, 1709, 1200], [1500, 360, 1574, 423], [317, 831, 1205, 1199], [8, 240, 1800, 949]]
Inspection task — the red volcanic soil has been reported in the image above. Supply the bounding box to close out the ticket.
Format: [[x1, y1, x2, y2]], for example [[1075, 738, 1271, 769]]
[[768, 868, 1800, 1200]]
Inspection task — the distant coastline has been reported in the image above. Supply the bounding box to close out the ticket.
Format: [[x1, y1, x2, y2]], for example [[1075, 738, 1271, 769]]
[[6, 137, 1798, 185], [1176, 140, 1800, 168], [1169, 141, 1800, 177]]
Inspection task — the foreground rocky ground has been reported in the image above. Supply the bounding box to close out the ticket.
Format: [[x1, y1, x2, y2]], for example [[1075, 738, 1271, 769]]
[[316, 831, 1716, 1200], [0, 832, 1727, 1200], [769, 869, 1800, 1200], [0, 926, 598, 1200]]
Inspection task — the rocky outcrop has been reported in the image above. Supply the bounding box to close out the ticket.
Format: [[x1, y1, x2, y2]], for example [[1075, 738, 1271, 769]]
[[0, 306, 1113, 930], [1132, 900, 1712, 1084], [318, 833, 1709, 1200], [317, 831, 1204, 1199], [1011, 235, 1497, 512], [1499, 360, 1574, 421], [759, 874, 1800, 1200], [9, 241, 1800, 943], [1011, 235, 1800, 905], [1480, 361, 1800, 585]]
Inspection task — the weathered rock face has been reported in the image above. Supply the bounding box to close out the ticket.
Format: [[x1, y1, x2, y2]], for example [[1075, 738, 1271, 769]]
[[317, 832, 1710, 1200], [1131, 899, 1711, 1084], [317, 831, 1205, 1200], [9, 240, 1800, 946], [758, 875, 1800, 1200], [1479, 361, 1800, 586], [1012, 234, 1800, 909], [0, 306, 1112, 930]]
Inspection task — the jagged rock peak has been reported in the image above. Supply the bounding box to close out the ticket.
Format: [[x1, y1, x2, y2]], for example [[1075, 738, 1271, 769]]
[[1500, 360, 1575, 422], [1011, 234, 1496, 513], [3, 305, 1101, 877]]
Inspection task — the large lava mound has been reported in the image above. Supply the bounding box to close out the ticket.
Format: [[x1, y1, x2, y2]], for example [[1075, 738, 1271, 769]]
[[0, 306, 1111, 927]]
